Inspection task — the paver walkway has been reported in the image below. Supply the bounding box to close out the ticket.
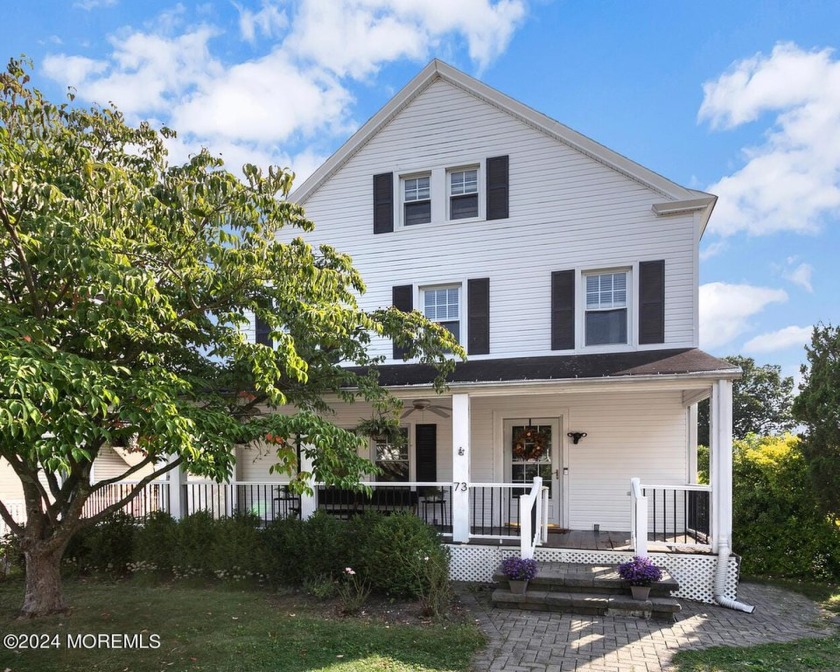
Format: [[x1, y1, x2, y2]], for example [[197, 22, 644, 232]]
[[458, 581, 839, 671]]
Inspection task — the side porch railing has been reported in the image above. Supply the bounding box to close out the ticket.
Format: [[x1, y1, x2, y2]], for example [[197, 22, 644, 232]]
[[631, 477, 712, 555], [468, 479, 548, 557]]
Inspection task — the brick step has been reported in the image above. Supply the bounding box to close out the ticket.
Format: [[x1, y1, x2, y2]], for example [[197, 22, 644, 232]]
[[493, 561, 679, 597], [491, 561, 681, 619], [491, 588, 682, 620]]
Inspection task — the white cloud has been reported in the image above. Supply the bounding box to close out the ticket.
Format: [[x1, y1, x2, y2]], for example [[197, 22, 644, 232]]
[[783, 261, 814, 292], [74, 0, 117, 10], [236, 1, 288, 43], [699, 282, 787, 350], [699, 240, 727, 261], [285, 0, 527, 78], [700, 43, 840, 236], [42, 1, 528, 178], [743, 325, 813, 353]]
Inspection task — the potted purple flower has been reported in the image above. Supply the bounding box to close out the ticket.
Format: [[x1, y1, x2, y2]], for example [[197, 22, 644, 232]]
[[501, 556, 538, 594], [617, 556, 663, 600]]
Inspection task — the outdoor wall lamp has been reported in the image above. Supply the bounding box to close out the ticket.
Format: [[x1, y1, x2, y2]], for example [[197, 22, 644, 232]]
[[567, 431, 588, 444]]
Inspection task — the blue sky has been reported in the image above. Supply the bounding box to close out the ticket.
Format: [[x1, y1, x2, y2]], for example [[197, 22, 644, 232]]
[[3, 0, 839, 385]]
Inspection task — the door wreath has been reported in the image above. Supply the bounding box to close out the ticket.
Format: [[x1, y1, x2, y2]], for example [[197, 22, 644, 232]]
[[512, 426, 549, 461]]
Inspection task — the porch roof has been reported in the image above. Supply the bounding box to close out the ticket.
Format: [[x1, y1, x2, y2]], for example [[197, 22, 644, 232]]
[[364, 348, 739, 387]]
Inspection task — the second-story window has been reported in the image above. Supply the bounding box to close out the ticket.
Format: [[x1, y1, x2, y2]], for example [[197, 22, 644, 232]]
[[422, 285, 460, 342], [449, 167, 478, 219], [403, 174, 431, 226], [585, 271, 628, 346]]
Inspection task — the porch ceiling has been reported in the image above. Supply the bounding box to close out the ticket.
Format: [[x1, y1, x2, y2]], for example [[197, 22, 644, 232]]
[[360, 348, 739, 388]]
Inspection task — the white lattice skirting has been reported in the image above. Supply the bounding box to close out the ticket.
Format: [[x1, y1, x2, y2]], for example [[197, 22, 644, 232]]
[[446, 544, 741, 604]]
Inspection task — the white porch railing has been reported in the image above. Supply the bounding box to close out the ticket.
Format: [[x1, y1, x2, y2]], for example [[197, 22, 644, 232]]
[[631, 478, 712, 555], [517, 477, 549, 559], [84, 481, 169, 520]]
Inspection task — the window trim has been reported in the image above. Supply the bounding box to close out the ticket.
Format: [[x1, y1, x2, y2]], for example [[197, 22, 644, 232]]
[[446, 164, 481, 221], [580, 267, 633, 349], [401, 172, 432, 227], [420, 283, 463, 345]]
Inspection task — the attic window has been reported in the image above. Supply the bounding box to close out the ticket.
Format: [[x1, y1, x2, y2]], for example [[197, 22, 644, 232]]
[[449, 167, 478, 219], [403, 174, 431, 226]]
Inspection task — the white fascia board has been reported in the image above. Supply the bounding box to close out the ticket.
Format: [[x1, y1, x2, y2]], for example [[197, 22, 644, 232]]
[[291, 59, 703, 206], [366, 370, 742, 399]]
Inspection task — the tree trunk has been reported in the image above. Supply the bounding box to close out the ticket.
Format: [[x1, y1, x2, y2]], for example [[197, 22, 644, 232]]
[[20, 542, 69, 618]]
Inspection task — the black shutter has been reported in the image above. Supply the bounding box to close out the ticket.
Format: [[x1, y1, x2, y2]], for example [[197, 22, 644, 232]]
[[486, 155, 509, 220], [551, 270, 575, 350], [392, 284, 413, 359], [639, 260, 665, 344], [415, 424, 437, 482], [255, 314, 272, 347], [373, 172, 394, 234], [467, 278, 490, 355]]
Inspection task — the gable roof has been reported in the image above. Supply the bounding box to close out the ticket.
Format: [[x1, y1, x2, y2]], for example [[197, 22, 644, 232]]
[[290, 59, 716, 231]]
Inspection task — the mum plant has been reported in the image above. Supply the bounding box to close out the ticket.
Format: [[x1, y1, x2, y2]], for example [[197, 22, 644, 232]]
[[500, 556, 539, 581], [617, 556, 663, 586]]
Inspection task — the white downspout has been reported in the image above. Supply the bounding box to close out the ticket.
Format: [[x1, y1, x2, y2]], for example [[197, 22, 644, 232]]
[[713, 539, 755, 613]]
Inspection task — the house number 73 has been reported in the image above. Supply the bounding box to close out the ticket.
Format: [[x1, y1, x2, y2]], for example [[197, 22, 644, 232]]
[[453, 482, 468, 492]]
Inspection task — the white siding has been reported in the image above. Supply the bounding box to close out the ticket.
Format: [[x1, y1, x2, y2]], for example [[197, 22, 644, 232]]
[[295, 78, 698, 360], [469, 392, 687, 531]]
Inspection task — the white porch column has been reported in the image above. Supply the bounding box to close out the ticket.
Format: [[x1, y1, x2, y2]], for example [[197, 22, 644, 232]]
[[299, 448, 318, 520], [709, 379, 733, 553], [451, 393, 471, 543], [167, 457, 187, 520]]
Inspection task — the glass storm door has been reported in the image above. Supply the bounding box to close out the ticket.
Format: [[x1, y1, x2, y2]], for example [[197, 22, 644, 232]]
[[505, 418, 561, 525]]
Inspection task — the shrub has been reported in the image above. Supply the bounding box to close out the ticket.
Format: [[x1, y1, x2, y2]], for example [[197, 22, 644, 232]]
[[262, 512, 349, 585], [64, 512, 136, 576], [733, 434, 840, 580], [133, 511, 178, 576], [172, 510, 217, 578], [0, 532, 25, 577], [208, 513, 266, 582], [360, 513, 448, 598]]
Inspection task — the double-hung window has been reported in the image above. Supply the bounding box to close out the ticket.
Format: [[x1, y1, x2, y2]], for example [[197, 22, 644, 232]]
[[585, 271, 628, 346], [403, 174, 431, 226], [374, 428, 410, 482], [449, 167, 478, 219], [422, 285, 460, 343]]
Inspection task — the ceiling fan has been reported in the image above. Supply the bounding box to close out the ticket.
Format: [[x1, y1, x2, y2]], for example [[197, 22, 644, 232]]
[[401, 399, 451, 419]]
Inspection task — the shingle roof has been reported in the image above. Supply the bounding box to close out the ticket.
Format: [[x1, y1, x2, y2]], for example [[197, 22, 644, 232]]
[[359, 348, 739, 387]]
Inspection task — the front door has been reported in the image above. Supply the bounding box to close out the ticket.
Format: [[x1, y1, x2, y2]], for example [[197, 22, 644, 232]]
[[504, 418, 561, 526]]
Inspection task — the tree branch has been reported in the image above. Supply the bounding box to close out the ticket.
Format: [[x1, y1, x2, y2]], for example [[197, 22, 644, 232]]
[[0, 499, 24, 537], [89, 453, 157, 491], [80, 457, 183, 528]]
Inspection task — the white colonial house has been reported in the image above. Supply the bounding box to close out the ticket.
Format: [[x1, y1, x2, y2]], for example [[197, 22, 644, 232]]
[[1, 60, 749, 609], [226, 59, 746, 608]]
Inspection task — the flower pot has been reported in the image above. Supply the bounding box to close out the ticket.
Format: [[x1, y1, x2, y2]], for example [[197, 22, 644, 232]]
[[630, 585, 651, 600], [508, 579, 529, 594]]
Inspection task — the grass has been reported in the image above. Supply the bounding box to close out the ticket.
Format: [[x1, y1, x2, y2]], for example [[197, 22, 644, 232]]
[[673, 578, 840, 672], [0, 578, 485, 672]]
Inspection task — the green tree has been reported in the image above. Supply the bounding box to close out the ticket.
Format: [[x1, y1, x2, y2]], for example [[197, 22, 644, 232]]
[[697, 355, 795, 446], [793, 323, 840, 517], [0, 60, 459, 617], [731, 433, 839, 580]]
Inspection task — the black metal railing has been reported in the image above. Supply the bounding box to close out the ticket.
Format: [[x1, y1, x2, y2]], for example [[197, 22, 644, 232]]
[[183, 482, 300, 525], [643, 485, 710, 545], [469, 484, 529, 538]]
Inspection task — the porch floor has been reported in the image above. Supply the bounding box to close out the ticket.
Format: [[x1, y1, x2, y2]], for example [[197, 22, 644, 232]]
[[457, 528, 713, 554]]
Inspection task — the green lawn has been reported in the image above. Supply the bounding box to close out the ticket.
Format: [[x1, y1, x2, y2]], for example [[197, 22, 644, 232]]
[[673, 579, 840, 672], [0, 579, 485, 672]]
